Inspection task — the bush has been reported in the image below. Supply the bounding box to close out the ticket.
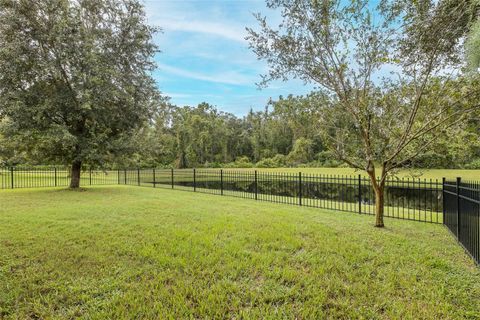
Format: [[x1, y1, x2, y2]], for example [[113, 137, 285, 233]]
[[256, 158, 277, 168], [465, 158, 480, 169], [203, 161, 222, 168], [314, 151, 342, 167], [411, 152, 455, 169], [286, 138, 314, 166], [224, 156, 254, 168], [271, 154, 287, 166], [255, 154, 288, 168]]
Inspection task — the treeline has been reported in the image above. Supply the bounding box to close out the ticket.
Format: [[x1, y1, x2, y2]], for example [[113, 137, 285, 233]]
[[117, 94, 480, 170], [1, 92, 479, 169], [120, 93, 337, 169]]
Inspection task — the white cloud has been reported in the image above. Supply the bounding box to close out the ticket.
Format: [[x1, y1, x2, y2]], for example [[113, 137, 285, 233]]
[[144, 0, 249, 43], [143, 0, 312, 114], [160, 18, 247, 43], [157, 63, 254, 86]]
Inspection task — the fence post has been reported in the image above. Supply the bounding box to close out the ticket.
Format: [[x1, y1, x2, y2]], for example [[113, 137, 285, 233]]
[[193, 168, 196, 192], [117, 169, 120, 185], [220, 169, 224, 195], [89, 168, 92, 185], [358, 175, 362, 214], [10, 167, 13, 189], [153, 168, 156, 188], [442, 177, 446, 224], [137, 169, 140, 186], [299, 172, 302, 206], [456, 177, 461, 237], [124, 169, 127, 185], [254, 170, 258, 200], [54, 167, 57, 187], [171, 168, 174, 189]]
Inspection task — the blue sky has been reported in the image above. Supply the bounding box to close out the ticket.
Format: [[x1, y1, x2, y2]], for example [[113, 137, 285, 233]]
[[144, 0, 313, 116]]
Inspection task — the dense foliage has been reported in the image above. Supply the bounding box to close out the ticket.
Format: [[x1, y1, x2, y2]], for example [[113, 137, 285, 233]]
[[0, 0, 160, 187], [103, 94, 335, 169], [0, 0, 479, 183], [6, 92, 478, 170], [245, 0, 480, 226], [2, 91, 480, 170], [127, 94, 480, 170]]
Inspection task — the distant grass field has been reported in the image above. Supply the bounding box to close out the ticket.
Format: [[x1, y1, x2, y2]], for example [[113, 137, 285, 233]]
[[1, 167, 479, 190], [229, 167, 480, 180], [0, 186, 479, 319]]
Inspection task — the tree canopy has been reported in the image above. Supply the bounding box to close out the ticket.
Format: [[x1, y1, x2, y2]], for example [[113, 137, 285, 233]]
[[0, 0, 479, 227], [246, 0, 480, 226], [0, 0, 160, 187]]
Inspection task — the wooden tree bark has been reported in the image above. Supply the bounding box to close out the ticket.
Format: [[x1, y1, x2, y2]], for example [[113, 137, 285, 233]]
[[373, 184, 385, 227], [367, 166, 386, 228], [69, 160, 82, 188]]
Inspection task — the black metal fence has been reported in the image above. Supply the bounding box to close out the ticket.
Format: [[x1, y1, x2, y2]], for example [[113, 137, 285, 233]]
[[0, 167, 443, 222], [0, 166, 119, 189], [2, 167, 478, 265], [116, 168, 443, 223], [443, 178, 480, 265]]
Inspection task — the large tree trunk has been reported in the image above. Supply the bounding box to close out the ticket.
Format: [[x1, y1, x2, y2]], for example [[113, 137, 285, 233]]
[[176, 150, 187, 169], [69, 160, 82, 188]]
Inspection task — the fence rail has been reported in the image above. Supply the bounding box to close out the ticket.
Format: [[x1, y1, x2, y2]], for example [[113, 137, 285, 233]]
[[118, 168, 444, 223], [443, 178, 480, 265], [0, 167, 119, 189], [1, 167, 478, 265]]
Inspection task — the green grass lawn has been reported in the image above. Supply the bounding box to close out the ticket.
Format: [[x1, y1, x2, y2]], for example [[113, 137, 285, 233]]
[[0, 186, 479, 319], [2, 167, 480, 190]]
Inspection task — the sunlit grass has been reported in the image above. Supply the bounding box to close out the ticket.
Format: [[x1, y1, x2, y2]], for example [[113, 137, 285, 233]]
[[1, 167, 479, 190], [0, 186, 478, 319], [226, 167, 480, 180]]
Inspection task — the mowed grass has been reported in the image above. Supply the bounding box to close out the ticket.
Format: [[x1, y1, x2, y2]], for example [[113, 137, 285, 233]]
[[0, 170, 118, 189], [230, 167, 480, 180], [0, 186, 479, 319], [2, 167, 480, 191]]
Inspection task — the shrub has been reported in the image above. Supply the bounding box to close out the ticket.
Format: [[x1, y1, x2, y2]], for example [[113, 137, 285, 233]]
[[314, 151, 342, 167], [256, 158, 277, 168], [411, 152, 455, 169], [465, 158, 480, 169], [224, 156, 254, 168], [286, 138, 314, 166], [255, 154, 288, 168], [203, 161, 222, 168]]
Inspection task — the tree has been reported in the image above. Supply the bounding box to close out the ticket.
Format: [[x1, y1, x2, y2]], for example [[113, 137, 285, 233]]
[[387, 0, 479, 71], [0, 0, 160, 187], [466, 13, 480, 71], [247, 0, 480, 227], [286, 137, 314, 166], [270, 93, 323, 143]]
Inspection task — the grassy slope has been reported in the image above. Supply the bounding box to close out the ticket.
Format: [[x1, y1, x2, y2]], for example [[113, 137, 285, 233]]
[[0, 186, 479, 319]]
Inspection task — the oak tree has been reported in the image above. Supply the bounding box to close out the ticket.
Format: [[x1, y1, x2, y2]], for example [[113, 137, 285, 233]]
[[0, 0, 160, 187]]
